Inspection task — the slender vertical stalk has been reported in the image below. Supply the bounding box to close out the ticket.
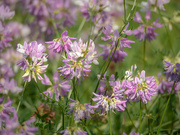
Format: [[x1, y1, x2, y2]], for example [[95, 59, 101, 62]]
[[124, 0, 126, 21], [72, 78, 78, 100], [17, 81, 27, 112], [143, 28, 147, 68], [157, 81, 176, 135], [145, 104, 150, 135], [50, 18, 60, 37], [109, 110, 112, 135], [62, 110, 65, 130], [126, 108, 137, 130], [76, 18, 86, 37], [139, 101, 142, 134]]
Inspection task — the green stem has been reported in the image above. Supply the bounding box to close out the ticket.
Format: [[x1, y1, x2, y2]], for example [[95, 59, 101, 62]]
[[157, 81, 176, 135], [143, 28, 147, 68], [124, 0, 126, 21], [145, 104, 150, 135], [72, 78, 78, 100], [126, 108, 137, 130], [109, 110, 112, 135], [50, 18, 60, 37], [17, 81, 27, 112], [62, 110, 64, 130], [139, 101, 142, 134], [70, 108, 75, 127], [76, 18, 86, 37]]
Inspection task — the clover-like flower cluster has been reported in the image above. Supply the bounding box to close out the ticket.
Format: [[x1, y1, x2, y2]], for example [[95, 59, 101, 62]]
[[129, 10, 163, 41], [100, 24, 134, 63], [47, 31, 99, 80], [17, 41, 48, 82]]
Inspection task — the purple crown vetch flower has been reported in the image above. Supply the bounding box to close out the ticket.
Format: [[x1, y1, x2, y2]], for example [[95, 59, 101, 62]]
[[17, 41, 47, 62], [0, 78, 22, 94], [91, 92, 127, 114], [130, 10, 163, 41], [157, 73, 180, 94], [92, 73, 128, 114], [58, 39, 98, 79], [164, 60, 180, 82], [17, 41, 48, 82], [100, 24, 135, 63], [41, 72, 71, 101], [46, 30, 75, 54], [21, 58, 48, 82], [125, 70, 157, 104], [60, 126, 87, 135], [141, 0, 170, 12], [0, 5, 15, 21], [0, 22, 13, 51], [123, 132, 142, 135], [0, 98, 15, 122], [68, 99, 94, 121]]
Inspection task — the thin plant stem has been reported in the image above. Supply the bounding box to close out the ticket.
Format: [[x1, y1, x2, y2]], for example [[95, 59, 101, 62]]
[[109, 110, 112, 135], [76, 18, 86, 37], [62, 110, 64, 130], [143, 28, 147, 68], [157, 81, 176, 135], [70, 109, 75, 127], [72, 78, 78, 100], [17, 81, 27, 112], [126, 108, 137, 130], [50, 18, 60, 37], [145, 104, 150, 135], [124, 0, 126, 21], [139, 101, 142, 134]]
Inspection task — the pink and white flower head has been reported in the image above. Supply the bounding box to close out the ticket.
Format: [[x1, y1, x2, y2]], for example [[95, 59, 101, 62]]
[[0, 5, 14, 21], [141, 0, 170, 12], [97, 73, 115, 95], [129, 10, 163, 41], [100, 24, 134, 63], [20, 58, 48, 82], [92, 73, 128, 114], [91, 92, 127, 114], [17, 41, 47, 62], [125, 70, 157, 104], [0, 22, 13, 51], [41, 72, 71, 101], [157, 73, 179, 94], [123, 132, 142, 135], [0, 78, 22, 94], [46, 30, 75, 54], [58, 39, 98, 79], [60, 126, 87, 135], [68, 99, 94, 121], [17, 41, 48, 82], [164, 60, 180, 82], [0, 98, 15, 122], [69, 39, 98, 64]]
